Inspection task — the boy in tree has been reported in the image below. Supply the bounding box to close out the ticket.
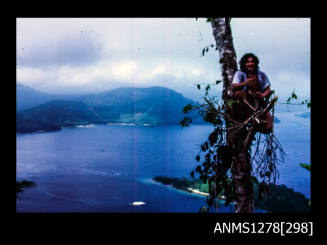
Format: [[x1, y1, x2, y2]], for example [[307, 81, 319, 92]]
[[231, 53, 273, 134]]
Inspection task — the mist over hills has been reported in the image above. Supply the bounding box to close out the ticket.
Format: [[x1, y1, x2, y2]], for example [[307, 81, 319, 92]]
[[16, 85, 205, 133], [16, 83, 80, 111]]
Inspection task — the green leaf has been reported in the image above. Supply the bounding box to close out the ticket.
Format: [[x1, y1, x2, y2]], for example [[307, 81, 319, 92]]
[[201, 142, 208, 151], [17, 180, 36, 196], [226, 99, 234, 107], [201, 174, 208, 184], [300, 163, 311, 172], [179, 117, 192, 127], [215, 80, 222, 85], [183, 104, 192, 114]]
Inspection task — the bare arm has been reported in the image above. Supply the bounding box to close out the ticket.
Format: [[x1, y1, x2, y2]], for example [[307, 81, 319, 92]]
[[262, 86, 272, 98], [255, 86, 273, 100], [232, 78, 252, 91]]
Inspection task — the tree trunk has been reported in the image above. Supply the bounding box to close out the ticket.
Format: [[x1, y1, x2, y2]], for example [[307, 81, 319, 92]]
[[210, 18, 254, 213]]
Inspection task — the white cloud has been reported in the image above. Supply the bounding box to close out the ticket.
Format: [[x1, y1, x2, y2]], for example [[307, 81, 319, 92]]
[[111, 60, 138, 80], [57, 66, 93, 85], [190, 68, 202, 76], [17, 18, 104, 67], [17, 67, 47, 83], [16, 18, 310, 99]]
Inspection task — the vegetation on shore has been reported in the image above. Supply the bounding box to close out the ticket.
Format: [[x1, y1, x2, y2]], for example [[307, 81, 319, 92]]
[[153, 176, 211, 194], [17, 86, 204, 133], [16, 180, 36, 198], [153, 176, 310, 213]]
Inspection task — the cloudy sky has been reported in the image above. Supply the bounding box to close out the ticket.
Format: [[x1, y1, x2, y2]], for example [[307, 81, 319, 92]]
[[16, 18, 310, 101]]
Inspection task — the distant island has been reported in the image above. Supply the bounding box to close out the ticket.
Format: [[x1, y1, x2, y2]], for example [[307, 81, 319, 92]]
[[16, 180, 36, 198], [153, 176, 310, 213], [16, 86, 205, 133], [153, 176, 211, 196]]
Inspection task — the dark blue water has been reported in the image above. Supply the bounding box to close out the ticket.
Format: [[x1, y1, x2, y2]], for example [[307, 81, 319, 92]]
[[16, 104, 310, 212]]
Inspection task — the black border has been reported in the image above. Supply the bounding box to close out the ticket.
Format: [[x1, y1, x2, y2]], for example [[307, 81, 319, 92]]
[[14, 13, 319, 241]]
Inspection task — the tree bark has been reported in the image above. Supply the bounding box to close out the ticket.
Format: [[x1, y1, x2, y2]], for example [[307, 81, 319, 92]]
[[210, 18, 254, 213], [210, 18, 237, 103]]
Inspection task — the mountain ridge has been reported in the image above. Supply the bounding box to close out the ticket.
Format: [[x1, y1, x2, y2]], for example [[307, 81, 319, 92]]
[[16, 83, 81, 111], [16, 86, 204, 133]]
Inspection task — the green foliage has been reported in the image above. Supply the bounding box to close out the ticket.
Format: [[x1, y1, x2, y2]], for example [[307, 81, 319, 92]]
[[179, 117, 193, 127], [206, 18, 216, 24], [300, 163, 311, 171], [226, 99, 239, 107], [291, 90, 297, 100], [299, 163, 311, 206], [286, 89, 311, 108], [286, 90, 297, 103], [253, 182, 311, 213], [180, 79, 285, 210], [201, 44, 218, 56], [154, 176, 310, 213], [16, 180, 36, 198], [200, 183, 209, 193], [182, 104, 193, 114], [180, 83, 235, 207]]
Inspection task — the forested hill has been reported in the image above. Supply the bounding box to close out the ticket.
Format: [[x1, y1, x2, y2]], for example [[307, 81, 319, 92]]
[[78, 86, 199, 125], [16, 83, 78, 111], [16, 83, 54, 111], [16, 86, 204, 133]]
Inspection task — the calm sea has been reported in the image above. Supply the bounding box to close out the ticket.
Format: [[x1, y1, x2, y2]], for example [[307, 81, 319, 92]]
[[16, 104, 310, 212]]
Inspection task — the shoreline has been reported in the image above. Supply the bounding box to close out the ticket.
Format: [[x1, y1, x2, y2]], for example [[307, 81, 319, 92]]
[[150, 177, 226, 199], [151, 176, 311, 213], [186, 187, 210, 197]]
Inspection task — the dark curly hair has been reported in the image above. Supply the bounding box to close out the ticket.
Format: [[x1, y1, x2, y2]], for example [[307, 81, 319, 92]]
[[239, 53, 260, 73]]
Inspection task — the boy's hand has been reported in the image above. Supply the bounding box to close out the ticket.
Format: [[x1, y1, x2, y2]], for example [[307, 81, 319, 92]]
[[255, 92, 264, 100]]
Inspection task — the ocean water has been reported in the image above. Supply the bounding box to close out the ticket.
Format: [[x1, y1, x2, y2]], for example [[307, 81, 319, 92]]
[[16, 104, 310, 212]]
